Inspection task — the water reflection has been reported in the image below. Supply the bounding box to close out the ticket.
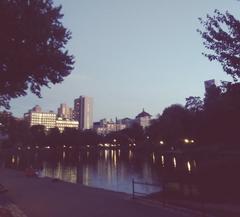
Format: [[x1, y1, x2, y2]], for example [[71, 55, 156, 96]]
[[11, 155, 15, 164], [128, 150, 133, 160], [161, 155, 165, 167], [152, 153, 156, 164], [4, 149, 199, 194], [187, 161, 191, 173], [173, 157, 177, 168]]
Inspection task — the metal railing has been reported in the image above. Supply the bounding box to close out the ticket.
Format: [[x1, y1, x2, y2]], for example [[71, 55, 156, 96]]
[[131, 179, 162, 199], [131, 179, 208, 217]]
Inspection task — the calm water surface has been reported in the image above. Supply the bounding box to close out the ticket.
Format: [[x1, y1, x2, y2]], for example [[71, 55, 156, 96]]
[[3, 149, 197, 194]]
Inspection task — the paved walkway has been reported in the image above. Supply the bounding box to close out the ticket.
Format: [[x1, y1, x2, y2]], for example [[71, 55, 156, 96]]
[[0, 168, 204, 217], [0, 192, 27, 217]]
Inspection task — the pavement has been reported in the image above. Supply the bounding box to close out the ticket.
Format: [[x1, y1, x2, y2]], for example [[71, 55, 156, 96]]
[[0, 168, 210, 217], [0, 193, 27, 217]]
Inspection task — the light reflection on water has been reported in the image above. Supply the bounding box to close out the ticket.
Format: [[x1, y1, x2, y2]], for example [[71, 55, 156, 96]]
[[5, 149, 197, 194]]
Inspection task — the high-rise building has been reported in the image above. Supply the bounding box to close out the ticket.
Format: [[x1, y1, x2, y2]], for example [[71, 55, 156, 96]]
[[24, 105, 78, 132], [57, 103, 73, 120], [74, 96, 93, 130], [55, 117, 79, 133], [29, 105, 42, 113], [25, 111, 56, 131]]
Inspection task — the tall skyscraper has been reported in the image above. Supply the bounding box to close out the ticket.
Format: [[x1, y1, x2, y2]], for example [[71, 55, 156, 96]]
[[74, 96, 93, 130], [57, 103, 73, 119]]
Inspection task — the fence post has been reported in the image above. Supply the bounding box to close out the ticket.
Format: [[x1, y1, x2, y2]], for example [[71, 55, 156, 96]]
[[132, 179, 135, 199], [162, 180, 166, 207]]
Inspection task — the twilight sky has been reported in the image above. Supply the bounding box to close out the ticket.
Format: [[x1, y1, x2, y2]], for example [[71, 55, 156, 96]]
[[9, 0, 239, 121]]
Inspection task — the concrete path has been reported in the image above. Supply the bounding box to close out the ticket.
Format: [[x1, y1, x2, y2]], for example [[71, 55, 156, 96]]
[[0, 168, 200, 217]]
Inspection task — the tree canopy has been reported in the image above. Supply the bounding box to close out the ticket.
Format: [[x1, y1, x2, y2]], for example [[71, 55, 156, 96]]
[[198, 10, 240, 81], [0, 0, 74, 109]]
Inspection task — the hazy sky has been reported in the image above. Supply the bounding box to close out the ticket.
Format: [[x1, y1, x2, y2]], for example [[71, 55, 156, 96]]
[[9, 0, 239, 121]]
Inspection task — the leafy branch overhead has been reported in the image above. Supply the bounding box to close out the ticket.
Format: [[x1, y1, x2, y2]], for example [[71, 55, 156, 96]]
[[198, 9, 240, 81], [0, 0, 74, 109]]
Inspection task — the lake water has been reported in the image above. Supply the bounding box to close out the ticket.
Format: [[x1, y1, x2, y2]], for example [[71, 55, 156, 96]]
[[2, 148, 197, 194]]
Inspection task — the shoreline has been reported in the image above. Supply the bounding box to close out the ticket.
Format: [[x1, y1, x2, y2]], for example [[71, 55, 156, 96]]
[[0, 168, 194, 217], [1, 167, 240, 217]]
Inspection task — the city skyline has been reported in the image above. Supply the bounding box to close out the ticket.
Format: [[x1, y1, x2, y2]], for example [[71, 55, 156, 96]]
[[74, 96, 93, 130], [7, 0, 238, 121]]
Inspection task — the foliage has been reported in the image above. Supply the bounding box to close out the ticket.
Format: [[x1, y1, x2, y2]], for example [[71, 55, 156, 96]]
[[30, 125, 46, 146], [159, 104, 193, 144], [198, 10, 240, 81], [0, 0, 74, 109], [0, 111, 14, 134], [185, 96, 204, 113]]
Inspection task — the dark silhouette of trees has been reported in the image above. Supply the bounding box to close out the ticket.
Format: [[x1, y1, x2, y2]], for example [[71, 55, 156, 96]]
[[46, 127, 61, 148], [185, 96, 203, 113], [30, 125, 46, 147], [198, 10, 240, 81], [202, 82, 240, 146], [158, 104, 193, 145], [62, 128, 79, 147], [0, 0, 74, 109], [0, 111, 14, 134], [80, 130, 101, 148]]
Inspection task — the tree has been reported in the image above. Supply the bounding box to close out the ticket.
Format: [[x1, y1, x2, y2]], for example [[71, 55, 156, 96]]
[[0, 0, 74, 109], [30, 125, 46, 146], [46, 127, 61, 147], [202, 82, 240, 145], [185, 96, 204, 113], [159, 104, 193, 145], [198, 10, 240, 81]]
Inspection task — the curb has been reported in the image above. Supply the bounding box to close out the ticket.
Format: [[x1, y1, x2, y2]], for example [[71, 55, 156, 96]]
[[131, 197, 216, 217]]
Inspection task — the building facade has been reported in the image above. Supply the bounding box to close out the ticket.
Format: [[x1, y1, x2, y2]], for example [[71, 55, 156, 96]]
[[55, 118, 79, 133], [135, 109, 152, 128], [57, 103, 73, 120], [93, 118, 126, 135], [25, 111, 56, 131], [74, 96, 93, 130], [24, 106, 79, 132]]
